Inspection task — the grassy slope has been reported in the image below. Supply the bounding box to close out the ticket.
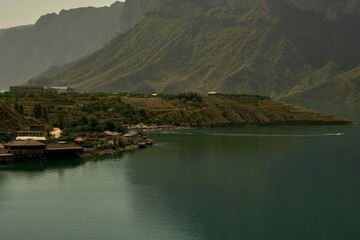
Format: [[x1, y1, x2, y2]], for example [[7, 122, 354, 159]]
[[0, 101, 29, 131], [282, 65, 360, 102], [31, 3, 310, 98], [121, 96, 351, 126], [30, 0, 360, 102], [0, 94, 351, 132]]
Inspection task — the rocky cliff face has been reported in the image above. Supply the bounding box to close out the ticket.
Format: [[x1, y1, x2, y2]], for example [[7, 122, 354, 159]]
[[0, 0, 159, 91], [0, 2, 125, 91], [30, 0, 360, 102]]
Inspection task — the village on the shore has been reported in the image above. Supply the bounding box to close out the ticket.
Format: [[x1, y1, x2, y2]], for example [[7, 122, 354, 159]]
[[0, 84, 159, 163], [0, 123, 156, 164]]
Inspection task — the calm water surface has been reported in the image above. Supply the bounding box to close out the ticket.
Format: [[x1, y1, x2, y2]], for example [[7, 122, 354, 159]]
[[0, 103, 360, 240]]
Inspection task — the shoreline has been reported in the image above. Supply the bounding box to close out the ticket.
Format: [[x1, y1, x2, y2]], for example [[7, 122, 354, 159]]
[[79, 144, 140, 159]]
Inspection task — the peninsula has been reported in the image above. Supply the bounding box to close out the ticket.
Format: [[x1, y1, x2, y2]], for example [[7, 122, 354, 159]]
[[0, 92, 352, 131], [0, 92, 353, 163]]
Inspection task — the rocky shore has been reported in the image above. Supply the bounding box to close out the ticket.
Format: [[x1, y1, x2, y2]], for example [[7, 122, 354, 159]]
[[79, 144, 140, 158]]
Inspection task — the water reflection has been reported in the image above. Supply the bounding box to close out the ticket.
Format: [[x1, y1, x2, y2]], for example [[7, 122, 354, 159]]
[[0, 104, 359, 240]]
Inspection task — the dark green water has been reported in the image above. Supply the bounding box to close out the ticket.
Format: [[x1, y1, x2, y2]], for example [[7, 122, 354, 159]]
[[1, 104, 360, 240]]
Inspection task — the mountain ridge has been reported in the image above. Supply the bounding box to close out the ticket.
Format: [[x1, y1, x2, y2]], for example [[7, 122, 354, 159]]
[[30, 0, 360, 102], [0, 0, 159, 91]]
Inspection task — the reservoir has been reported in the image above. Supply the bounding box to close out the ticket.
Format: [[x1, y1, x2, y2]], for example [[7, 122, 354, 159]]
[[0, 103, 359, 240]]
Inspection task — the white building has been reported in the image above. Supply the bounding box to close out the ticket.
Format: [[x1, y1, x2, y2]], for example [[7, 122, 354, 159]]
[[51, 86, 75, 93]]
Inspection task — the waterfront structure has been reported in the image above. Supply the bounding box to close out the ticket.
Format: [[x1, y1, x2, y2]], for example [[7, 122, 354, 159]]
[[4, 140, 47, 158], [47, 144, 83, 158]]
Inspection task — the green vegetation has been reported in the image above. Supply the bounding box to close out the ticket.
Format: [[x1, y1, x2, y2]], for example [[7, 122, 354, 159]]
[[29, 0, 360, 102], [0, 92, 352, 134]]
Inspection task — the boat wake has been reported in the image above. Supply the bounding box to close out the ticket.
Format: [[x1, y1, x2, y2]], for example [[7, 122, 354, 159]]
[[209, 133, 345, 138]]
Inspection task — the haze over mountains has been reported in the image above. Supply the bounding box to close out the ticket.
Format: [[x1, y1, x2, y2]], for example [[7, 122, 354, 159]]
[[0, 0, 158, 91], [28, 0, 360, 102], [2, 0, 359, 102]]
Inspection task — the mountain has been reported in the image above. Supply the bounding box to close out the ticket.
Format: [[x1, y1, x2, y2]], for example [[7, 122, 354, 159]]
[[31, 0, 360, 102], [0, 0, 158, 92], [120, 0, 160, 32], [0, 25, 32, 37]]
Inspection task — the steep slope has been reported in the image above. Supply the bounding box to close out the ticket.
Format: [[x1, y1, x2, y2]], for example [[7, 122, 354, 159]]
[[282, 65, 360, 102], [120, 0, 160, 32], [0, 102, 27, 131], [31, 0, 360, 101], [0, 2, 125, 91], [0, 0, 157, 91]]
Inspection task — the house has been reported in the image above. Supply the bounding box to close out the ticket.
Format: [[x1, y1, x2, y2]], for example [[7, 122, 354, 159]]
[[51, 86, 75, 93], [74, 138, 85, 145], [4, 140, 47, 158], [104, 131, 122, 137], [123, 132, 139, 139], [208, 91, 218, 96]]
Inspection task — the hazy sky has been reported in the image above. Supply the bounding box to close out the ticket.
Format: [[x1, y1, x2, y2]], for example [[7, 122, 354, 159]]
[[0, 0, 121, 29]]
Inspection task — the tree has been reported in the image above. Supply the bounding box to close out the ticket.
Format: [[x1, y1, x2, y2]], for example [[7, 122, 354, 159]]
[[14, 102, 19, 113], [18, 104, 24, 115], [34, 104, 42, 118], [105, 120, 116, 131], [89, 118, 99, 129], [57, 112, 65, 129], [42, 107, 49, 122]]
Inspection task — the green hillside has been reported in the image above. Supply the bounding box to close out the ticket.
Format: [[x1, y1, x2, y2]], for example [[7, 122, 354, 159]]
[[0, 93, 352, 134], [31, 0, 360, 102]]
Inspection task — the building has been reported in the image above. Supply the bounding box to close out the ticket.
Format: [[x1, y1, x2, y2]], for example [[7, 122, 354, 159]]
[[9, 84, 57, 94], [47, 143, 83, 159], [74, 138, 85, 145], [43, 86, 58, 94], [51, 86, 75, 93], [208, 91, 218, 96], [4, 140, 47, 159], [15, 125, 48, 142], [10, 84, 44, 93], [123, 132, 139, 139]]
